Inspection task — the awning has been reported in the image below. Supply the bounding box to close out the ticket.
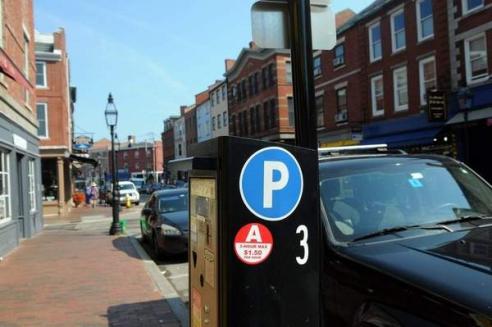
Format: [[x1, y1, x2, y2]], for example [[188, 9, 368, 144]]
[[446, 107, 492, 125], [69, 154, 98, 166], [361, 128, 441, 148]]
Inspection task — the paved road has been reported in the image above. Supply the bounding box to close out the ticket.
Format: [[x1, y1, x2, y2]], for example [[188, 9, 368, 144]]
[[127, 202, 190, 305]]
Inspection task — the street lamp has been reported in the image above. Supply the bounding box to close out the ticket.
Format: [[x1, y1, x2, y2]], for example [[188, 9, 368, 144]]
[[105, 93, 120, 235], [457, 87, 473, 164]]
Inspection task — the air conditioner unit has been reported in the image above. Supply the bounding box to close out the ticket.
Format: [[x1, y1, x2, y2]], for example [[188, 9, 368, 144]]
[[334, 110, 348, 123], [332, 57, 344, 67]]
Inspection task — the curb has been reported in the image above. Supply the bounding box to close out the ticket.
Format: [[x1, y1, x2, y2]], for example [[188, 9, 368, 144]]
[[128, 236, 189, 327]]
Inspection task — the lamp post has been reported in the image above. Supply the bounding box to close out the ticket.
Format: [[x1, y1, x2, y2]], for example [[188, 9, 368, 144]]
[[105, 93, 120, 235], [457, 87, 473, 164]]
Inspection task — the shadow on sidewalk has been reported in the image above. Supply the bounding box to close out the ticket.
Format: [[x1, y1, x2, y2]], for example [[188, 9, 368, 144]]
[[112, 237, 141, 260], [106, 299, 180, 326]]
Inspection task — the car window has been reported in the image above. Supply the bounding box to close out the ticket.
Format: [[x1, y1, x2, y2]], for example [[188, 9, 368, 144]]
[[320, 158, 492, 243], [119, 183, 135, 191], [159, 193, 188, 213]]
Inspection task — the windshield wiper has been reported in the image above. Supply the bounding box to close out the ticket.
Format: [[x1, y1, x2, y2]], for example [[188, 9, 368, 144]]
[[352, 226, 417, 242], [435, 215, 491, 225]]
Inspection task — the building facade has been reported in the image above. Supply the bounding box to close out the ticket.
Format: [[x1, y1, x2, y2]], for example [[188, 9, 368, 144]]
[[110, 140, 163, 178], [445, 0, 492, 182], [196, 92, 212, 143], [210, 79, 229, 137], [35, 29, 75, 216], [0, 0, 43, 257], [226, 43, 295, 143], [173, 107, 187, 160], [162, 116, 178, 178], [88, 138, 110, 185]]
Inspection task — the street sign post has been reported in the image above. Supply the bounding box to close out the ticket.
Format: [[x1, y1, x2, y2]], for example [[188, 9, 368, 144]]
[[189, 137, 320, 326]]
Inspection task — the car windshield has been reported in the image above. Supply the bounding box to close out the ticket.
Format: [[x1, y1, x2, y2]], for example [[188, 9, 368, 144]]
[[119, 183, 135, 191], [159, 193, 188, 213], [319, 157, 492, 243]]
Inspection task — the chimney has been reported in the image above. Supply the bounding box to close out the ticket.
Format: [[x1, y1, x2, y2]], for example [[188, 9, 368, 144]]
[[225, 59, 236, 72], [335, 9, 356, 28], [249, 41, 257, 49]]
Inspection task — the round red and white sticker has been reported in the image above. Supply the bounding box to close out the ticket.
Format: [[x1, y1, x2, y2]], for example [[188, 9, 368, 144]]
[[234, 223, 273, 265]]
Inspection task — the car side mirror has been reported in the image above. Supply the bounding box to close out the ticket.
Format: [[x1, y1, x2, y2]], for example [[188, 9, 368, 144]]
[[142, 208, 152, 216]]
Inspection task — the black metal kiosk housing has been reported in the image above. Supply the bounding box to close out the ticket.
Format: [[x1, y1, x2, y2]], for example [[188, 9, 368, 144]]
[[189, 136, 320, 326]]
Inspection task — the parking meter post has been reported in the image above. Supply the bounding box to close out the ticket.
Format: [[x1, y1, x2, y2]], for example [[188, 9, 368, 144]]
[[288, 0, 318, 150]]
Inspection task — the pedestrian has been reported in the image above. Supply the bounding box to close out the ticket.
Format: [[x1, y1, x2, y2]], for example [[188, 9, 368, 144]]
[[85, 184, 91, 207], [90, 182, 99, 208]]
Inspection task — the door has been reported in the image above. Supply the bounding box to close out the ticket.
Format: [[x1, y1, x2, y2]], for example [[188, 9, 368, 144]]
[[16, 154, 25, 238]]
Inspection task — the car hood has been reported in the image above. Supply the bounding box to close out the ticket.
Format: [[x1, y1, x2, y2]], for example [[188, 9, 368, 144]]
[[159, 210, 188, 231], [341, 224, 492, 316]]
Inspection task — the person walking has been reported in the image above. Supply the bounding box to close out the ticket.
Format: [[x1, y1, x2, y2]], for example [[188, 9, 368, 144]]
[[90, 182, 99, 208]]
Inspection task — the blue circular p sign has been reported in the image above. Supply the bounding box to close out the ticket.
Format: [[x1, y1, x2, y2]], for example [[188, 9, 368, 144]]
[[239, 147, 304, 221]]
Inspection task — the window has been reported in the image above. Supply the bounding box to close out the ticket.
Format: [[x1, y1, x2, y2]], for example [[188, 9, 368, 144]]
[[286, 61, 292, 83], [178, 144, 182, 156], [231, 114, 236, 135], [314, 56, 322, 76], [336, 88, 348, 114], [417, 0, 434, 41], [135, 162, 140, 170], [24, 33, 29, 78], [255, 105, 261, 132], [216, 90, 220, 104], [123, 152, 128, 159], [248, 75, 254, 96], [210, 95, 214, 106], [254, 72, 259, 94], [270, 99, 277, 128], [238, 112, 243, 135], [391, 9, 406, 52], [243, 111, 249, 135], [134, 150, 139, 159], [217, 114, 221, 129], [28, 160, 36, 212], [287, 97, 295, 127], [268, 64, 275, 86], [36, 103, 48, 138], [36, 62, 47, 87], [212, 116, 216, 131], [465, 34, 489, 84], [263, 102, 270, 130], [369, 22, 382, 62], [316, 95, 324, 127], [462, 0, 484, 14], [393, 66, 408, 111], [371, 75, 384, 116], [333, 45, 345, 67], [241, 80, 247, 100], [0, 152, 11, 223], [250, 108, 256, 134], [222, 85, 226, 100], [262, 67, 268, 90], [223, 112, 227, 127], [419, 56, 437, 105]]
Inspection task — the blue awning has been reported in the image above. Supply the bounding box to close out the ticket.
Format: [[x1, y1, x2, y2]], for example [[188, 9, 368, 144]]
[[361, 128, 441, 148]]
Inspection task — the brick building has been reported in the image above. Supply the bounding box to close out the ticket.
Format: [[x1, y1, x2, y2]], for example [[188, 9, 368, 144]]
[[110, 139, 163, 179], [210, 79, 229, 137], [226, 43, 295, 143], [88, 138, 111, 185], [184, 104, 197, 150], [445, 0, 492, 182], [0, 0, 43, 257], [162, 116, 179, 177], [35, 29, 76, 216]]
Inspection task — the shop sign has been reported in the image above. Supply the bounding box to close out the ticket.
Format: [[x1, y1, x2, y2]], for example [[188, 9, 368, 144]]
[[427, 90, 447, 122]]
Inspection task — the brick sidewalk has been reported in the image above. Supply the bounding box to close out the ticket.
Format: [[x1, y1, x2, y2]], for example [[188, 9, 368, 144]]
[[0, 222, 180, 326]]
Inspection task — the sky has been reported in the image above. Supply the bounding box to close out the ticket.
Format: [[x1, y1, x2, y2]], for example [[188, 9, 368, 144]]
[[34, 0, 374, 141]]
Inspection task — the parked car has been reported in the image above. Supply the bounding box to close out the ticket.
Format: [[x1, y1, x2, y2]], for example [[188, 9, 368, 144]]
[[140, 189, 189, 257], [130, 178, 145, 193], [106, 181, 140, 206], [319, 145, 492, 325]]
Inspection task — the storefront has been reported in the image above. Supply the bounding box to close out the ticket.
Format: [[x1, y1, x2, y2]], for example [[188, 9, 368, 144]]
[[446, 83, 492, 184], [361, 112, 456, 156], [318, 127, 362, 148], [0, 115, 43, 258]]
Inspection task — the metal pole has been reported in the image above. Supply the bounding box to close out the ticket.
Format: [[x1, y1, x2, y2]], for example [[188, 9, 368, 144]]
[[288, 0, 318, 150], [464, 110, 469, 164], [109, 126, 120, 235]]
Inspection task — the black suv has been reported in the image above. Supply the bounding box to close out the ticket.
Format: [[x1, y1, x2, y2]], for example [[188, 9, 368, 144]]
[[319, 146, 492, 326]]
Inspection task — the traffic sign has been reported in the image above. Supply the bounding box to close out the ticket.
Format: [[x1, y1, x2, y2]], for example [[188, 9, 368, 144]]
[[234, 223, 273, 265], [239, 147, 303, 221]]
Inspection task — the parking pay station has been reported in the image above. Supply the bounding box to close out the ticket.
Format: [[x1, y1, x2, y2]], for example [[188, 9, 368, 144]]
[[189, 136, 320, 326]]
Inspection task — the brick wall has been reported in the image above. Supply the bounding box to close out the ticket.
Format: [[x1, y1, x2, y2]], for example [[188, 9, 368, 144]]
[[36, 30, 71, 148]]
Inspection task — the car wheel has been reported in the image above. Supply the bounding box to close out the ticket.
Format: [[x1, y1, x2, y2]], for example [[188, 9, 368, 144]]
[[135, 202, 140, 206]]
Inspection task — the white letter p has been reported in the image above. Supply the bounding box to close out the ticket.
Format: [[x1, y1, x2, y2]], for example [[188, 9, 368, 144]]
[[263, 161, 289, 208]]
